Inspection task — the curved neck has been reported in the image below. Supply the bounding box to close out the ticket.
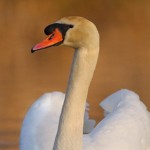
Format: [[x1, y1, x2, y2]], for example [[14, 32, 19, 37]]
[[53, 45, 99, 150]]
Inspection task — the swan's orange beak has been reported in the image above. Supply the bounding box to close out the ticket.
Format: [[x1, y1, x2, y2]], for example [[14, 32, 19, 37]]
[[31, 28, 63, 53]]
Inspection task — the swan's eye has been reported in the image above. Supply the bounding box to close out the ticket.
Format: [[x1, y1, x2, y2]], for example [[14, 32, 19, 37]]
[[48, 33, 55, 40]]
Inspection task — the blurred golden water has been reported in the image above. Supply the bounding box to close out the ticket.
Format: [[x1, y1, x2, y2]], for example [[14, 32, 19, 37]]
[[1, 0, 150, 149]]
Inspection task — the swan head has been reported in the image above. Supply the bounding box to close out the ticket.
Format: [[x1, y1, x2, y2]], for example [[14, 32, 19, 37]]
[[31, 16, 99, 53]]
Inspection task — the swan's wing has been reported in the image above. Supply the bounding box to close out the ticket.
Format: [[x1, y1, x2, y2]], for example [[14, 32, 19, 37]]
[[83, 103, 96, 134], [84, 89, 150, 150], [20, 92, 64, 150], [20, 92, 95, 150]]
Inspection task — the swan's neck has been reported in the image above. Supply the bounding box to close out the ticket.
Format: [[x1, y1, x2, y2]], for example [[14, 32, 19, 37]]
[[53, 45, 99, 150]]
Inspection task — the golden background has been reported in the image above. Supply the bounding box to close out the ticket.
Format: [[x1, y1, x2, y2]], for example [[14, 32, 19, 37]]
[[1, 0, 150, 149]]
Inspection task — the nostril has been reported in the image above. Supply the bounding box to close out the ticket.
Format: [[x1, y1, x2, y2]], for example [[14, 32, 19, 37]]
[[48, 33, 55, 40]]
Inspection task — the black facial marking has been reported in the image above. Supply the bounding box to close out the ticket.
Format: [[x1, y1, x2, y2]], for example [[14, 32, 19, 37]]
[[44, 23, 74, 39]]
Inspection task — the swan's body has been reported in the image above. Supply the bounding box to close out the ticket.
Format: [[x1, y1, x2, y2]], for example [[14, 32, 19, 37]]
[[20, 92, 96, 150], [20, 16, 150, 150]]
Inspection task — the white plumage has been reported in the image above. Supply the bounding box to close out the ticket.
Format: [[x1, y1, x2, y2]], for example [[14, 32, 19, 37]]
[[20, 92, 95, 150], [83, 89, 150, 150], [20, 90, 150, 150]]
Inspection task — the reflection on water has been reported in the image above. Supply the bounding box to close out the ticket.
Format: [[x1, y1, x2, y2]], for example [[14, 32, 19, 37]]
[[0, 141, 18, 149], [0, 119, 20, 149]]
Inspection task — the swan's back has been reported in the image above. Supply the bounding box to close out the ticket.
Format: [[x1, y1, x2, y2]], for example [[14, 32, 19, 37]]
[[84, 89, 150, 150]]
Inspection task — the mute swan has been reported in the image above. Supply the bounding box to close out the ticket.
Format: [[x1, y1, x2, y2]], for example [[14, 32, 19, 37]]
[[20, 16, 150, 150]]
